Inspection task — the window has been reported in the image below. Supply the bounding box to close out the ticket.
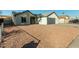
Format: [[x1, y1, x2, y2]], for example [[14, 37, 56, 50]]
[[21, 17, 26, 23]]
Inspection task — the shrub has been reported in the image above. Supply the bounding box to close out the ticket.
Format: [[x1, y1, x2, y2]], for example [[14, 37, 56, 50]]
[[69, 19, 79, 24]]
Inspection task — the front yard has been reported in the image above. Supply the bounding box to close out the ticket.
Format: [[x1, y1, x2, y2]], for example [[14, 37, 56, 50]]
[[1, 24, 79, 48]]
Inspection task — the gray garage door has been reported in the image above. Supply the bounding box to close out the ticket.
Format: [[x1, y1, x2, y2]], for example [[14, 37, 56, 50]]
[[47, 18, 55, 24]]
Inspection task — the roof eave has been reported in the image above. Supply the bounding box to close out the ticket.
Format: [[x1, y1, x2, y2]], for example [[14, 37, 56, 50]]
[[14, 10, 36, 16]]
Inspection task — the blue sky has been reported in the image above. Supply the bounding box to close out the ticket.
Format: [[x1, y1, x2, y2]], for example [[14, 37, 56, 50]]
[[1, 10, 79, 17]]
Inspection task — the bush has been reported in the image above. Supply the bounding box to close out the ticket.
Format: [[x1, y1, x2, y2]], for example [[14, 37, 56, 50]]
[[69, 19, 79, 24]]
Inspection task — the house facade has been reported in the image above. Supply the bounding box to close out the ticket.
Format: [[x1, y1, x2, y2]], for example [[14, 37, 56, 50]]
[[38, 12, 59, 25], [12, 11, 37, 25], [12, 10, 70, 25]]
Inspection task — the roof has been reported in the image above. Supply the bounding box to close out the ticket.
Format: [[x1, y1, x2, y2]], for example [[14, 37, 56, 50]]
[[42, 12, 57, 17], [42, 12, 52, 16], [13, 10, 58, 18], [58, 15, 70, 19], [36, 12, 59, 19], [13, 10, 36, 16]]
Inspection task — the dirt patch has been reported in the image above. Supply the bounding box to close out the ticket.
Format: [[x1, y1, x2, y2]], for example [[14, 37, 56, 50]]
[[2, 24, 79, 48]]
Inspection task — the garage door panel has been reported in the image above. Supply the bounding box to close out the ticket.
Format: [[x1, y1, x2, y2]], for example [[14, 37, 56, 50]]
[[47, 18, 55, 24]]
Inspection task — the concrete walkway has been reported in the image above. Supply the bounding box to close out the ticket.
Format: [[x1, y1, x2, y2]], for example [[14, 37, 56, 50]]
[[68, 36, 79, 48]]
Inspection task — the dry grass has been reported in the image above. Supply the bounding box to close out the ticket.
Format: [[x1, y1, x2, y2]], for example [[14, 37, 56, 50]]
[[2, 24, 79, 48]]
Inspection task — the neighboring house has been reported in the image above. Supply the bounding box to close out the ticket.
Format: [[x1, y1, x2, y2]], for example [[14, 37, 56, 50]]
[[0, 15, 13, 41], [58, 15, 70, 24], [0, 15, 13, 26], [69, 19, 79, 24], [12, 10, 70, 25]]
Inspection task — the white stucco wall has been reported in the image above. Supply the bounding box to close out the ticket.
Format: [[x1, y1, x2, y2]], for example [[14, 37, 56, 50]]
[[38, 17, 47, 25], [59, 19, 64, 23]]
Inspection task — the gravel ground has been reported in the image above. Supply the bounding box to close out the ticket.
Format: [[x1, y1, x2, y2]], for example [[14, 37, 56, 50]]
[[2, 24, 79, 48]]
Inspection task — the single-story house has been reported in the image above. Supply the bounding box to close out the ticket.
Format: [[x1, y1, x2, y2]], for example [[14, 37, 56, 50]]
[[58, 15, 70, 24], [12, 10, 70, 25]]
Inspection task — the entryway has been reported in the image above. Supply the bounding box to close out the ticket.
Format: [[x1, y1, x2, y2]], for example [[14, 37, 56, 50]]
[[30, 17, 36, 24], [21, 17, 26, 23]]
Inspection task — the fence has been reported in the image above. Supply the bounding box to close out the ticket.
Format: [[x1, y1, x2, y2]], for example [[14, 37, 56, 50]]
[[0, 23, 3, 43]]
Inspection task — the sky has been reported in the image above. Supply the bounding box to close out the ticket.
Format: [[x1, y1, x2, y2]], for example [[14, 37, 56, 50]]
[[1, 10, 79, 18]]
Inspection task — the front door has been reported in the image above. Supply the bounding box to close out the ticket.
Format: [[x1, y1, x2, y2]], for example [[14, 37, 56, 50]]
[[30, 17, 36, 24]]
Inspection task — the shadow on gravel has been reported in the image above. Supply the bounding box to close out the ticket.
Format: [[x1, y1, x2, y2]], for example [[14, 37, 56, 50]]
[[22, 40, 40, 48]]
